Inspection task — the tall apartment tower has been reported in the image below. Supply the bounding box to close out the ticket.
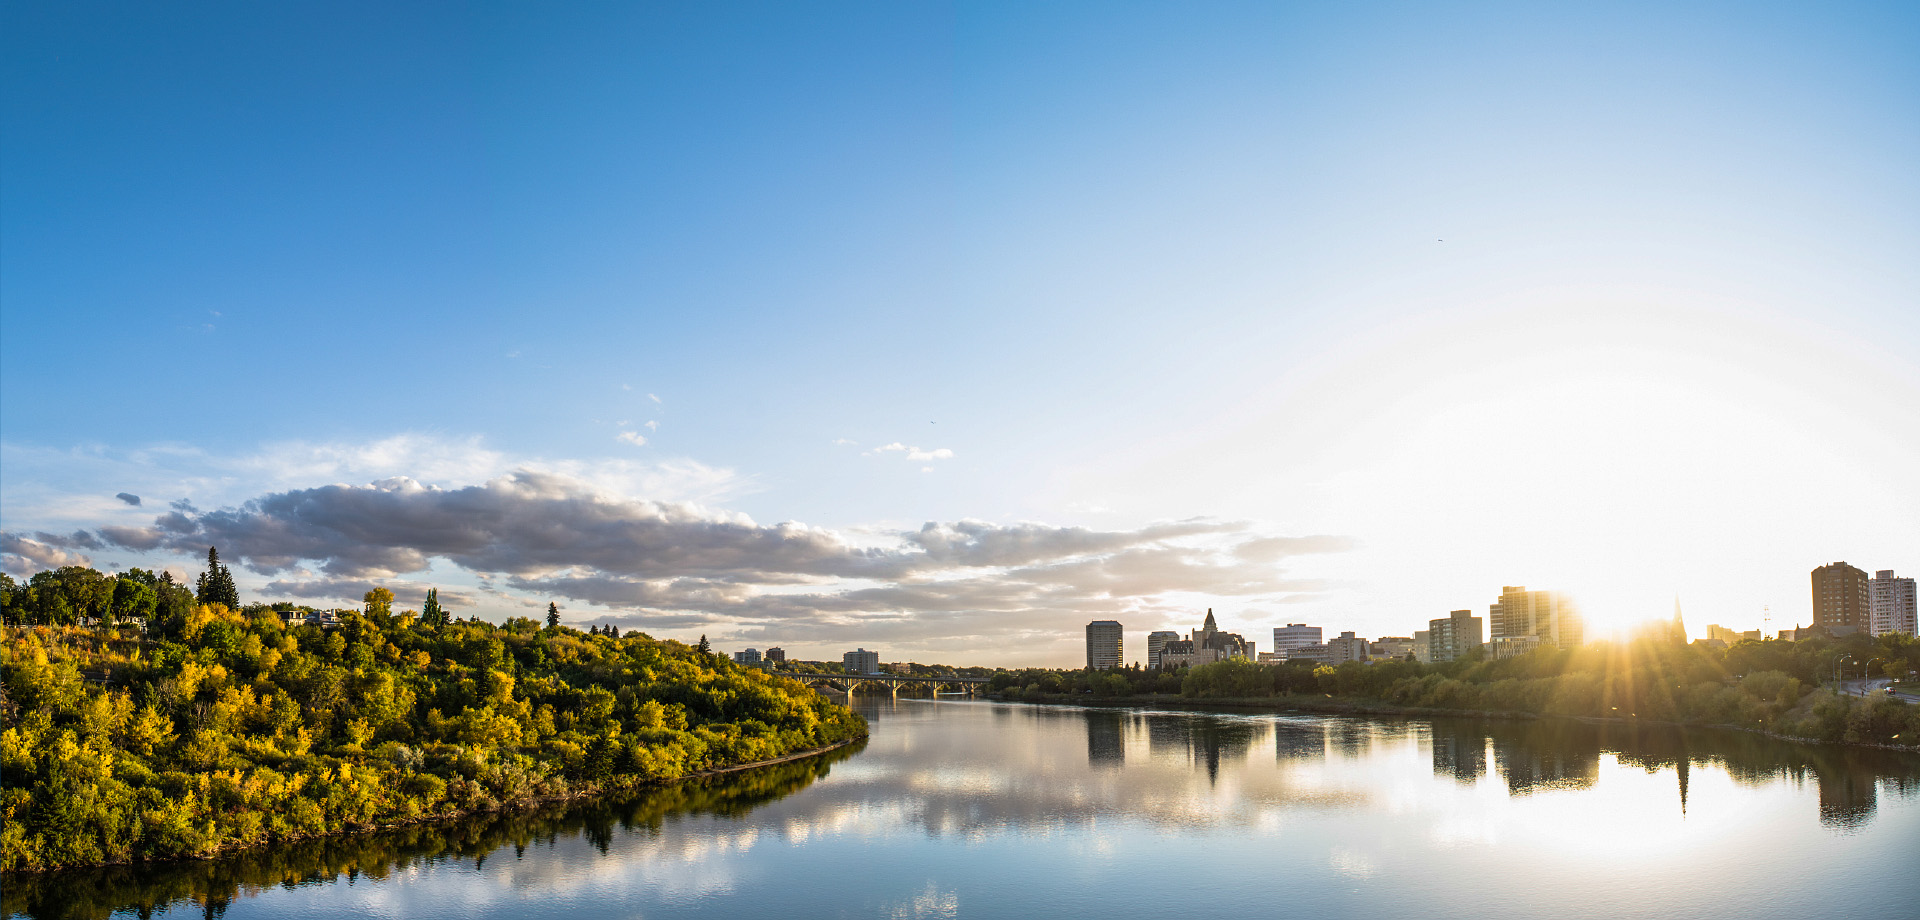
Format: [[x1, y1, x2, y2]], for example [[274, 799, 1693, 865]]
[[1811, 562, 1871, 633], [1489, 586, 1584, 648], [843, 648, 880, 674], [1146, 630, 1180, 669], [1086, 620, 1124, 671], [1870, 570, 1918, 637], [1427, 609, 1484, 662]]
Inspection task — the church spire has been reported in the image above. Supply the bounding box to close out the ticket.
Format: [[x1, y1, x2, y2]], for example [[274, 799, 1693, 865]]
[[1672, 595, 1686, 642], [1203, 608, 1217, 630]]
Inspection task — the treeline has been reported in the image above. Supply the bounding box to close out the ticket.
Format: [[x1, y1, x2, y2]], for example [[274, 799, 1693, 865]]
[[0, 561, 866, 872], [989, 632, 1920, 748]]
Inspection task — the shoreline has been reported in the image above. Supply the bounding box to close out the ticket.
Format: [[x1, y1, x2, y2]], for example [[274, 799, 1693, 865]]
[[7, 734, 866, 875], [985, 692, 1920, 753]]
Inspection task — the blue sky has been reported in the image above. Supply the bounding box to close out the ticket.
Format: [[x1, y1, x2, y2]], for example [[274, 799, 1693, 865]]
[[4, 2, 1917, 664]]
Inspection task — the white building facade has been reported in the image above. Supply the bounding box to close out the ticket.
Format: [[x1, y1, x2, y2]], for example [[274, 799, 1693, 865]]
[[1273, 624, 1323, 652], [1870, 570, 1917, 637]]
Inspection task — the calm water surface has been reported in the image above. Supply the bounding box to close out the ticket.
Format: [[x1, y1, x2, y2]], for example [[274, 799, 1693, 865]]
[[12, 697, 1920, 919]]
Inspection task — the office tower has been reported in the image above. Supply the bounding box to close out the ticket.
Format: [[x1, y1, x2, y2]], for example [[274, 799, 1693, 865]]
[[1273, 624, 1323, 653], [1086, 620, 1124, 670], [1489, 586, 1584, 648], [1146, 630, 1180, 669], [1811, 562, 1871, 633], [764, 647, 786, 663]]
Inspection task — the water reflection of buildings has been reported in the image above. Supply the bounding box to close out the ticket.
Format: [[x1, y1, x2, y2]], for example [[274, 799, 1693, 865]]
[[1084, 710, 1126, 768], [1816, 763, 1877, 829], [1430, 728, 1487, 784], [1273, 721, 1326, 761]]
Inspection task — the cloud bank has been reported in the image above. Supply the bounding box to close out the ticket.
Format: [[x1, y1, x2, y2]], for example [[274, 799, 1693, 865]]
[[32, 468, 1350, 649]]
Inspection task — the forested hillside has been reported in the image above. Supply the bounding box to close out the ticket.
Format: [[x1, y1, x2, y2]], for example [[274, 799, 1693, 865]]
[[0, 563, 865, 871]]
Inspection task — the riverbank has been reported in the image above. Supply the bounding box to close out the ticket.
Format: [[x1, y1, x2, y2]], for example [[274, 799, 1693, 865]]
[[988, 691, 1920, 753], [3, 734, 866, 874]]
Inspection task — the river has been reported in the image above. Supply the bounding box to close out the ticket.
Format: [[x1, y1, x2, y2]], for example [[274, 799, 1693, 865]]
[[9, 696, 1920, 919]]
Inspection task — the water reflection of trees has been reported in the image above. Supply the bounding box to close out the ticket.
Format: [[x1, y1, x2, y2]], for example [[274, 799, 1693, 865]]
[[1423, 718, 1920, 828], [3, 742, 864, 920]]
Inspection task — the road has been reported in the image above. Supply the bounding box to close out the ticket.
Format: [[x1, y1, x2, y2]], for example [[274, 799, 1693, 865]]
[[1838, 677, 1920, 704]]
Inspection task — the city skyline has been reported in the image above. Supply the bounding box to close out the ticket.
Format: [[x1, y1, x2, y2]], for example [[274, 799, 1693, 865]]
[[4, 3, 1918, 667]]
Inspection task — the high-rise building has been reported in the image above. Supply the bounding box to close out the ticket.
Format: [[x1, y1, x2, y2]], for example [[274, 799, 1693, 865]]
[[764, 647, 786, 664], [1273, 624, 1322, 652], [1811, 562, 1871, 633], [1412, 630, 1431, 662], [732, 648, 762, 664], [1146, 630, 1180, 669], [843, 648, 879, 674], [1870, 570, 1917, 637], [1427, 609, 1484, 662], [1086, 620, 1124, 670], [1489, 586, 1584, 648]]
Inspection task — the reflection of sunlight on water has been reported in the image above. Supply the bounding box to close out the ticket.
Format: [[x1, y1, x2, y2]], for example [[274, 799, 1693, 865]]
[[1329, 845, 1377, 879], [886, 882, 959, 919]]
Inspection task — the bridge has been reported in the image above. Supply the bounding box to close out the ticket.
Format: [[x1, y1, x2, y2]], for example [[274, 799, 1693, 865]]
[[793, 673, 990, 696]]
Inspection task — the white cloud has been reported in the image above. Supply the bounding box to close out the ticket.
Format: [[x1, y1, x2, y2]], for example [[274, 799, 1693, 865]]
[[616, 431, 649, 447], [648, 393, 662, 404], [865, 442, 953, 464]]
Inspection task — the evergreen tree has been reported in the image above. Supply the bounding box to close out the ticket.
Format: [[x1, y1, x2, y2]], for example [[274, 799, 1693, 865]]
[[608, 625, 620, 639], [420, 588, 444, 627], [196, 546, 241, 610], [698, 634, 710, 654], [546, 602, 560, 629]]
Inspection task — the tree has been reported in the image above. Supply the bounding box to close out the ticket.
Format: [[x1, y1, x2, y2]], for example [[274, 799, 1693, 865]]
[[363, 587, 394, 619], [195, 546, 240, 610], [420, 588, 445, 627], [546, 602, 560, 629], [110, 574, 157, 628], [698, 634, 710, 654]]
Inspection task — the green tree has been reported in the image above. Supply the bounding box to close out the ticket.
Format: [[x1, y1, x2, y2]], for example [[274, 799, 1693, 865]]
[[363, 587, 394, 619], [546, 602, 561, 630], [195, 546, 240, 610], [420, 588, 445, 627], [109, 573, 157, 628]]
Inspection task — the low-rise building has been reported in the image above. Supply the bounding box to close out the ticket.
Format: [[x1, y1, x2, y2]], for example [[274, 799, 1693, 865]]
[[1487, 636, 1540, 660], [1371, 637, 1414, 660], [1286, 644, 1332, 663], [1326, 632, 1369, 664]]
